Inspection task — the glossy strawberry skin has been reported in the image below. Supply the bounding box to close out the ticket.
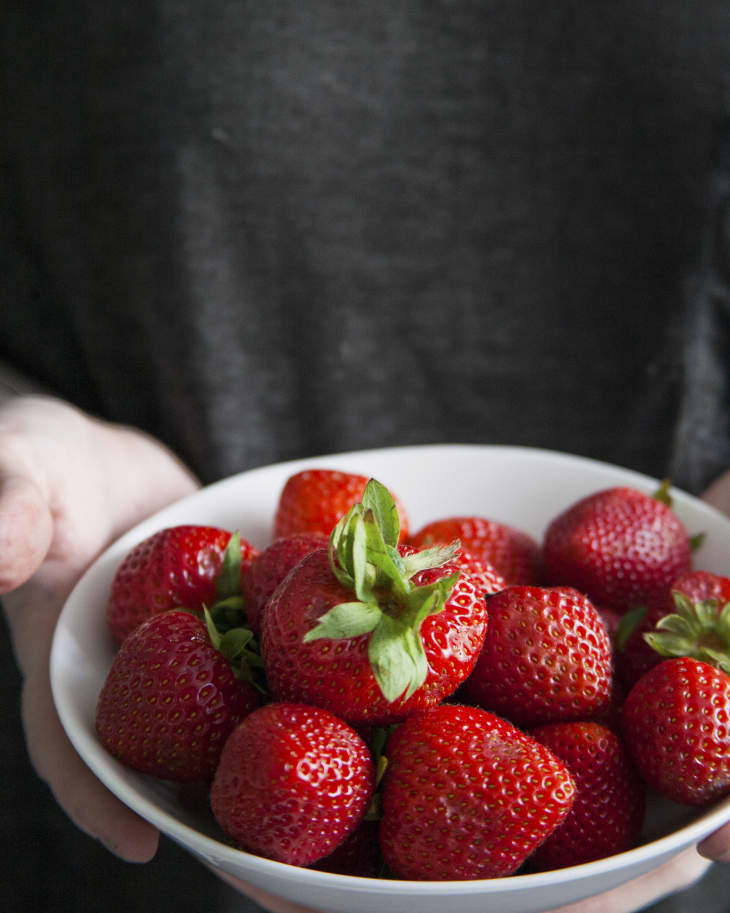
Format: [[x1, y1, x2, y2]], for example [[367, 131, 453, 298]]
[[455, 550, 507, 598], [311, 819, 381, 877], [261, 547, 487, 724], [96, 610, 260, 781], [462, 586, 613, 727], [542, 487, 692, 612], [528, 721, 645, 870], [210, 702, 374, 867], [409, 515, 541, 584], [241, 533, 326, 636], [622, 657, 730, 805], [107, 525, 259, 643], [273, 469, 409, 541], [379, 704, 575, 880], [617, 570, 730, 691]]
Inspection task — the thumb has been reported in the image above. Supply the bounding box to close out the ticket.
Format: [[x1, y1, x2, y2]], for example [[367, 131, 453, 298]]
[[0, 469, 53, 593]]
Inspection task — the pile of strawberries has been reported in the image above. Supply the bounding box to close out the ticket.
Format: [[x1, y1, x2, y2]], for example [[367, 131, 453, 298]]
[[95, 468, 730, 881]]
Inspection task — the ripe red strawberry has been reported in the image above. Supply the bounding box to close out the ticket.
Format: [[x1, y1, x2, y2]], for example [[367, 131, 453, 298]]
[[617, 570, 730, 691], [452, 549, 507, 597], [409, 515, 541, 584], [312, 819, 381, 876], [528, 721, 645, 870], [210, 702, 374, 867], [241, 532, 326, 635], [591, 605, 628, 730], [462, 586, 613, 727], [379, 703, 575, 880], [263, 546, 486, 724], [107, 525, 259, 643], [262, 480, 487, 724], [273, 468, 409, 541], [622, 657, 730, 805], [542, 486, 692, 612], [596, 605, 623, 644], [96, 610, 260, 781]]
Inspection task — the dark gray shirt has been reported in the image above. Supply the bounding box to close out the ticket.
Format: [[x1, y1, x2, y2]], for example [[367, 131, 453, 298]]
[[3, 1, 730, 491]]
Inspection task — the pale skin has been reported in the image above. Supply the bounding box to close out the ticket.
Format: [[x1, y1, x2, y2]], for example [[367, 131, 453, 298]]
[[1, 394, 729, 913]]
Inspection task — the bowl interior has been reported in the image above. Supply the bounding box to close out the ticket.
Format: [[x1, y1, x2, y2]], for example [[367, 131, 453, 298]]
[[50, 445, 730, 913]]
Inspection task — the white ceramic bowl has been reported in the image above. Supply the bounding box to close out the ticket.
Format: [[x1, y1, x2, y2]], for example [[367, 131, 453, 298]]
[[51, 444, 730, 913]]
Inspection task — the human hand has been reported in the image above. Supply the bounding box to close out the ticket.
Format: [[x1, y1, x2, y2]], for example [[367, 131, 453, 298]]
[[0, 395, 199, 862]]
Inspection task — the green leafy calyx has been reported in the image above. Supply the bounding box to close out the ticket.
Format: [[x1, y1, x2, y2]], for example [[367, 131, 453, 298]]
[[201, 532, 266, 691], [203, 606, 266, 691], [615, 604, 648, 652], [303, 479, 461, 703], [644, 591, 730, 674]]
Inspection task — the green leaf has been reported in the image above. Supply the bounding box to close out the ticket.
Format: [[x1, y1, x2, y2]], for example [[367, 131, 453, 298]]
[[329, 504, 360, 585], [203, 605, 222, 650], [615, 605, 647, 651], [696, 598, 721, 630], [655, 614, 695, 637], [690, 532, 706, 552], [400, 625, 429, 699], [361, 479, 400, 547], [350, 513, 373, 602], [402, 574, 459, 629], [364, 791, 384, 822], [208, 596, 246, 633], [400, 541, 462, 578], [717, 602, 730, 643], [219, 627, 255, 661], [671, 590, 697, 620], [203, 606, 267, 691], [216, 531, 243, 602], [303, 601, 383, 642], [702, 649, 730, 675], [369, 725, 391, 760], [653, 478, 673, 507], [368, 614, 427, 703], [644, 630, 695, 658], [361, 511, 411, 599]]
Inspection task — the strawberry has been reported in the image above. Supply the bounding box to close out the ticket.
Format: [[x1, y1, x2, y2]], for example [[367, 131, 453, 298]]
[[616, 570, 730, 691], [528, 721, 645, 870], [462, 585, 613, 727], [596, 605, 623, 644], [273, 468, 409, 541], [621, 657, 730, 805], [542, 485, 692, 612], [210, 702, 374, 867], [96, 610, 260, 781], [452, 549, 507, 598], [409, 515, 541, 584], [592, 605, 628, 730], [241, 532, 326, 636], [379, 703, 575, 880], [262, 480, 487, 724], [311, 819, 381, 876], [107, 525, 259, 643]]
